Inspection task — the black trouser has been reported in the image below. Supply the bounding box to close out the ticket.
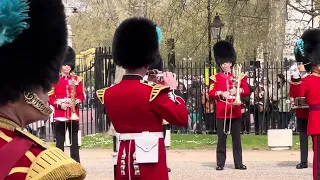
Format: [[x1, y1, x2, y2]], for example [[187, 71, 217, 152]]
[[163, 125, 167, 138], [163, 124, 170, 139], [216, 118, 242, 167], [241, 110, 250, 133], [55, 121, 80, 163], [254, 106, 271, 134], [38, 126, 46, 139], [278, 112, 291, 129], [297, 118, 308, 163], [51, 122, 56, 139], [204, 113, 216, 132]]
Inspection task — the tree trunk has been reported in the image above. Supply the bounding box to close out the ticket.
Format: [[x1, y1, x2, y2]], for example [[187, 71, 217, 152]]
[[266, 0, 286, 63]]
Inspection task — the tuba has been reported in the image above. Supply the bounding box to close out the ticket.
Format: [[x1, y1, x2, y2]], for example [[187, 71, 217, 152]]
[[223, 63, 243, 135]]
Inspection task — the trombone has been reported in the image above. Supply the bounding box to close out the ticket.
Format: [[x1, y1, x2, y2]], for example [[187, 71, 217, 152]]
[[223, 64, 243, 135]]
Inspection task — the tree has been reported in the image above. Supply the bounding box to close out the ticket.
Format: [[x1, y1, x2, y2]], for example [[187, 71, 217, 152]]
[[69, 0, 279, 62], [265, 0, 286, 63]]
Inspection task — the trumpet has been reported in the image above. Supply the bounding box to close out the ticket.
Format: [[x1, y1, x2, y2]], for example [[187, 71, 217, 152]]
[[223, 64, 243, 135]]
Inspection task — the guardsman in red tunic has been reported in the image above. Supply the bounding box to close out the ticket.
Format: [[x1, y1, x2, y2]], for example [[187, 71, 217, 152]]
[[289, 62, 311, 169], [49, 46, 85, 163], [290, 28, 320, 180], [209, 41, 250, 171], [0, 0, 86, 179], [145, 55, 172, 173], [96, 18, 188, 180]]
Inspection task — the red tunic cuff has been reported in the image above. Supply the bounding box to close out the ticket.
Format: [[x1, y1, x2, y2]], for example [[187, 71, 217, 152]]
[[289, 81, 301, 85]]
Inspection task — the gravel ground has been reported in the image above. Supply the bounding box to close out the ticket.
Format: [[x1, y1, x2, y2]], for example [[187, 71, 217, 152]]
[[75, 149, 313, 180]]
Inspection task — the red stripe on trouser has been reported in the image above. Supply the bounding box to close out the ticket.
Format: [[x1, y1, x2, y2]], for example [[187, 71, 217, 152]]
[[313, 135, 318, 180]]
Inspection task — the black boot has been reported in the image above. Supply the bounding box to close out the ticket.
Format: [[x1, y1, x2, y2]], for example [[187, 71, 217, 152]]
[[235, 164, 247, 170], [296, 162, 308, 169], [216, 166, 224, 171]]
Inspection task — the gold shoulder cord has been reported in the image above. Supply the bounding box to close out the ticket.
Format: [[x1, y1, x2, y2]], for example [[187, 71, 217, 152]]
[[96, 87, 108, 105], [209, 75, 216, 91], [140, 80, 157, 87], [26, 147, 86, 180], [16, 128, 86, 179], [0, 119, 86, 180], [0, 118, 20, 131], [76, 76, 83, 83], [149, 84, 170, 102], [240, 73, 247, 80], [47, 87, 54, 96], [209, 74, 216, 82], [140, 80, 170, 102]]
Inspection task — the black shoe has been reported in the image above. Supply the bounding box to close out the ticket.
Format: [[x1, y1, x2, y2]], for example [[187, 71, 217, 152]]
[[235, 164, 247, 170], [296, 162, 308, 169], [168, 168, 171, 172], [216, 166, 224, 171]]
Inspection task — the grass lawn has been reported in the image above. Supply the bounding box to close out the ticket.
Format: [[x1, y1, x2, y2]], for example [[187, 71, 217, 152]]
[[78, 133, 313, 150]]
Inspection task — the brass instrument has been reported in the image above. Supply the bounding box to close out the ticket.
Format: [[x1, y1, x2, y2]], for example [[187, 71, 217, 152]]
[[70, 75, 79, 120], [232, 64, 242, 106], [223, 64, 243, 135], [65, 75, 79, 146]]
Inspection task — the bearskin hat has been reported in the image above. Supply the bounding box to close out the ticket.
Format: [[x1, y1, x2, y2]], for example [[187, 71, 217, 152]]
[[148, 51, 163, 71], [295, 28, 320, 69], [112, 17, 160, 69], [213, 40, 236, 65], [63, 46, 76, 71], [0, 0, 67, 105]]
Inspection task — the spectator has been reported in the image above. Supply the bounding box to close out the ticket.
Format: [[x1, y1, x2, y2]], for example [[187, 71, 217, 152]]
[[187, 88, 201, 133], [241, 95, 251, 134], [202, 86, 216, 133], [273, 74, 291, 129], [177, 82, 187, 101]]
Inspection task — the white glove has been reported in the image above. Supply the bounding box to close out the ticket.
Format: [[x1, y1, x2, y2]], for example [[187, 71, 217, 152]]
[[289, 64, 300, 79]]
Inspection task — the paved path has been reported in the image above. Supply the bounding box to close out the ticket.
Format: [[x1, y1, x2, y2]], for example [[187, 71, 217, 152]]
[[74, 149, 313, 180]]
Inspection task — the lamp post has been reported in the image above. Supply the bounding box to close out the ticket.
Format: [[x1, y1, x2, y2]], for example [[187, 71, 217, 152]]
[[211, 13, 224, 41], [207, 9, 224, 75]]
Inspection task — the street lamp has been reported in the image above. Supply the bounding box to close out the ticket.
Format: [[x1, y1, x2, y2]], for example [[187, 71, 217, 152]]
[[207, 11, 224, 76], [210, 13, 224, 40]]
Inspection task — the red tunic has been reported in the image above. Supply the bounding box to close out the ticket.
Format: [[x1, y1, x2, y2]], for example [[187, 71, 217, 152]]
[[157, 80, 169, 125], [0, 119, 86, 179], [208, 72, 250, 119], [289, 74, 309, 119], [1, 127, 42, 180], [49, 75, 84, 122], [102, 75, 188, 180], [290, 73, 320, 135]]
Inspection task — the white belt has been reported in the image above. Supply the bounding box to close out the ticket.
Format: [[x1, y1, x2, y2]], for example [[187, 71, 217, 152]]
[[119, 132, 163, 141], [56, 98, 69, 103]]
